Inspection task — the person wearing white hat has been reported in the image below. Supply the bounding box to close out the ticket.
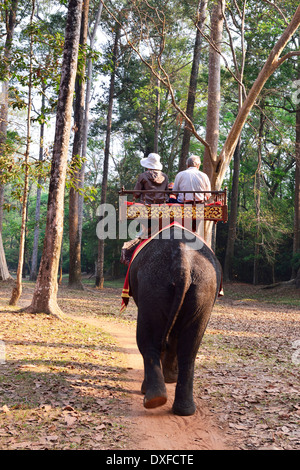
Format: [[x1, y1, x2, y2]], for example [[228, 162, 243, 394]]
[[134, 153, 169, 205]]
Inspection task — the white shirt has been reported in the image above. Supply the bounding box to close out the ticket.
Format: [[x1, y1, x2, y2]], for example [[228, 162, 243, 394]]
[[172, 166, 211, 203]]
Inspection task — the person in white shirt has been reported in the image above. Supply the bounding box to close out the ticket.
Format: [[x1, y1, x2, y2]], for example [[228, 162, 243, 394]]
[[172, 155, 211, 204]]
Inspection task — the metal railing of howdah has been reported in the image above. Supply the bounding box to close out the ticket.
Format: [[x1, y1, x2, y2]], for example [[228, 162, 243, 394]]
[[118, 187, 228, 223], [119, 187, 227, 205]]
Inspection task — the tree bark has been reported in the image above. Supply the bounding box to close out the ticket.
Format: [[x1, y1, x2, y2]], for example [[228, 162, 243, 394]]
[[95, 23, 120, 289], [68, 0, 90, 290], [25, 0, 83, 317], [179, 0, 207, 172]]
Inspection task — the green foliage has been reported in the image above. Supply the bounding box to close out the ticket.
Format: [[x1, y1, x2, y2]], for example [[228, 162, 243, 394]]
[[1, 0, 299, 285]]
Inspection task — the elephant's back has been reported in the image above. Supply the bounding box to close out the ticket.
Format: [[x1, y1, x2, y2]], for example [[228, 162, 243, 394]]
[[129, 229, 221, 299]]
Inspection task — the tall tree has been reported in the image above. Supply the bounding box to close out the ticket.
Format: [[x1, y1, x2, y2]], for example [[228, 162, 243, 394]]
[[78, 0, 103, 242], [30, 91, 45, 281], [293, 32, 300, 285], [179, 0, 207, 172], [223, 0, 246, 281], [203, 0, 224, 181], [68, 0, 90, 289], [95, 22, 120, 289], [9, 0, 35, 306], [25, 0, 83, 317], [0, 0, 18, 281], [253, 111, 265, 285], [203, 0, 224, 245]]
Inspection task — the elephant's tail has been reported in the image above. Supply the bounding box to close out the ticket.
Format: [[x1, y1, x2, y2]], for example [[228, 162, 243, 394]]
[[163, 261, 191, 344]]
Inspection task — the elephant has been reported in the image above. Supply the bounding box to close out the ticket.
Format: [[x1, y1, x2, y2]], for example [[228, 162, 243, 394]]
[[128, 223, 223, 416]]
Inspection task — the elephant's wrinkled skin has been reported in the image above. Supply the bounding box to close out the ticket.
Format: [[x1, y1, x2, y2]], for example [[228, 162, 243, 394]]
[[129, 225, 222, 416]]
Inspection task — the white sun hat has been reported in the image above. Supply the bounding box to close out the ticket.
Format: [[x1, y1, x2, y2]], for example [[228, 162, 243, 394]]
[[140, 153, 163, 171]]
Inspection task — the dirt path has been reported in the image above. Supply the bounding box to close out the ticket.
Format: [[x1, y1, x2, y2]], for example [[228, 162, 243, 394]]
[[70, 315, 233, 450]]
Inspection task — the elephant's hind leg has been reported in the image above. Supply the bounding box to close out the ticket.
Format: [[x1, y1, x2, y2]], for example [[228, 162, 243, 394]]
[[141, 356, 167, 409], [137, 308, 168, 409]]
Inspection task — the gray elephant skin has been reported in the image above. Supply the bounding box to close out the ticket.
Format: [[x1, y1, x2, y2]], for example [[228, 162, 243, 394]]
[[129, 224, 222, 416]]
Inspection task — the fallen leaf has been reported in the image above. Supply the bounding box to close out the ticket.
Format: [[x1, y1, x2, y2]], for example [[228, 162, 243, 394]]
[[64, 415, 77, 426], [63, 405, 75, 412]]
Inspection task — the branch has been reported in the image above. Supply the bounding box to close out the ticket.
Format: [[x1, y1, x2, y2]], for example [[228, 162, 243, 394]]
[[276, 50, 300, 67], [100, 0, 214, 163], [261, 0, 289, 26]]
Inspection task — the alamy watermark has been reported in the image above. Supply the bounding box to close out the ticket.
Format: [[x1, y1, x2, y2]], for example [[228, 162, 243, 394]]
[[0, 339, 6, 365], [95, 196, 205, 251]]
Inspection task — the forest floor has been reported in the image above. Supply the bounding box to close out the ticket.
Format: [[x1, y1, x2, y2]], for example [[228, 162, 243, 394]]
[[0, 278, 299, 451]]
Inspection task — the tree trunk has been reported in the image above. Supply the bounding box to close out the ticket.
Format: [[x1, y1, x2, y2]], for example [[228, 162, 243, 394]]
[[0, 0, 18, 281], [30, 92, 45, 281], [179, 0, 207, 172], [95, 24, 120, 289], [294, 108, 300, 279], [223, 137, 241, 281], [153, 75, 160, 153], [253, 112, 265, 286], [9, 0, 35, 305], [293, 33, 300, 284], [203, 0, 224, 244], [78, 1, 103, 245], [25, 0, 83, 318], [68, 0, 89, 290]]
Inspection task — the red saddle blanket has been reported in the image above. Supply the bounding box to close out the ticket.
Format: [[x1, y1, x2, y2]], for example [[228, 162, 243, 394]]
[[120, 221, 224, 312]]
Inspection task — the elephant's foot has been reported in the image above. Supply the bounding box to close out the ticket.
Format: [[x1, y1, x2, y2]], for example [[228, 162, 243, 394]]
[[163, 368, 178, 384], [142, 383, 167, 409], [144, 394, 167, 409], [172, 400, 196, 416]]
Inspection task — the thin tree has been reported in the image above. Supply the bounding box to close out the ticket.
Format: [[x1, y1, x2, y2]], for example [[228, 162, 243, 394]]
[[0, 0, 18, 281], [223, 0, 247, 281], [202, 0, 224, 246], [25, 0, 83, 318], [9, 0, 35, 306], [30, 90, 45, 281], [253, 112, 265, 285], [153, 74, 160, 153], [95, 23, 120, 289], [68, 0, 90, 290], [78, 0, 104, 243], [293, 32, 300, 285]]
